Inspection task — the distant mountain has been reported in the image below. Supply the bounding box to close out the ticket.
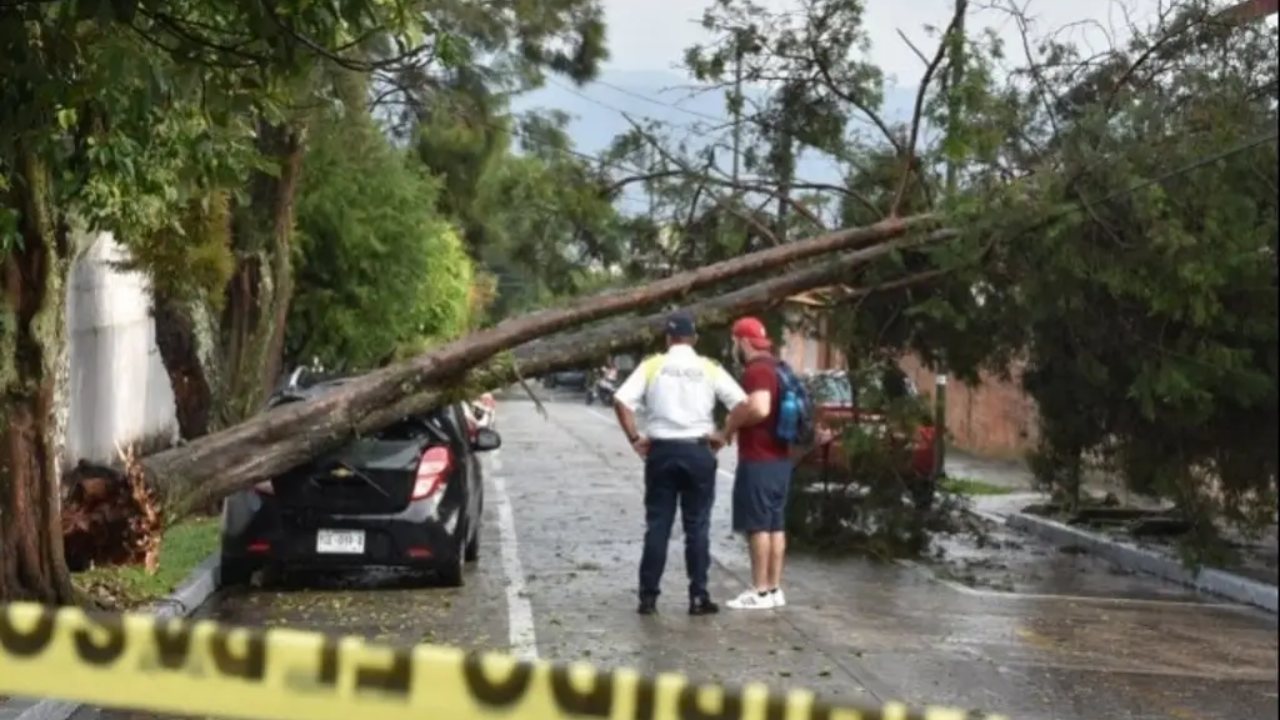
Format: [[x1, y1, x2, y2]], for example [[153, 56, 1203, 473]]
[[512, 69, 922, 195]]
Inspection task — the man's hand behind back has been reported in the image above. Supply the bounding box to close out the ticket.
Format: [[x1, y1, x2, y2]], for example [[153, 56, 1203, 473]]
[[708, 430, 734, 451]]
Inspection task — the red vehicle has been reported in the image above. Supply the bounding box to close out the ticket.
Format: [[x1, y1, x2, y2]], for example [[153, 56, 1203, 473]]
[[799, 370, 938, 478]]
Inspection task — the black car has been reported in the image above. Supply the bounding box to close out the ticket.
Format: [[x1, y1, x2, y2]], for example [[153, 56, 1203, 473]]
[[219, 377, 500, 588], [542, 369, 588, 390]]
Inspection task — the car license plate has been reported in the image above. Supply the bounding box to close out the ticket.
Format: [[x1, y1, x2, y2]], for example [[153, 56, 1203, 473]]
[[316, 529, 365, 554]]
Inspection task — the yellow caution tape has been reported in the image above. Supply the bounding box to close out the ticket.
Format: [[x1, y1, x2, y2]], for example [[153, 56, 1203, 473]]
[[0, 602, 1006, 720]]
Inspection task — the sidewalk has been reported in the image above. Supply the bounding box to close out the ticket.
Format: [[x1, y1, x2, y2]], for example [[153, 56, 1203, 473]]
[[948, 448, 1278, 610]]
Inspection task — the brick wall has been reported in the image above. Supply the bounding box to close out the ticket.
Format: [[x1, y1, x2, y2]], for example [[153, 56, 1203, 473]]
[[779, 317, 844, 371], [899, 354, 1040, 460], [777, 310, 1038, 458]]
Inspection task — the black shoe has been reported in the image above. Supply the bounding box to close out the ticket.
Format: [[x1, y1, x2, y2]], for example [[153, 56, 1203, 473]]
[[689, 597, 720, 616], [637, 596, 658, 615]]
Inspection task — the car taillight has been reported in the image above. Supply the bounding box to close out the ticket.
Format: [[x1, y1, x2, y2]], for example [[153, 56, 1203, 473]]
[[411, 446, 452, 500], [254, 481, 274, 495]]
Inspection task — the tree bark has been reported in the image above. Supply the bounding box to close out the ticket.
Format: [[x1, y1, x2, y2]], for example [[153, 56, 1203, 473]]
[[0, 147, 77, 604], [119, 226, 950, 520], [219, 123, 306, 427], [357, 251, 951, 443], [153, 295, 215, 440], [132, 213, 935, 506]]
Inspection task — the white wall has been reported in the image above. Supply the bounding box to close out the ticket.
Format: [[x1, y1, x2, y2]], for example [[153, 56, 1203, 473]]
[[64, 232, 178, 466]]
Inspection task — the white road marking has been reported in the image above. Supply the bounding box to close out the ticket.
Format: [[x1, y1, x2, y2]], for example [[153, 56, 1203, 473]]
[[585, 408, 613, 424], [490, 450, 538, 660]]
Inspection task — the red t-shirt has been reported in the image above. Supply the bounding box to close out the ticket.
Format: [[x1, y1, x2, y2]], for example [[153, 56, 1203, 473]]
[[737, 356, 789, 461]]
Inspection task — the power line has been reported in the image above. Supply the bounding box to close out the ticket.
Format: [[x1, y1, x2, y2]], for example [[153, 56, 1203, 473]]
[[544, 78, 708, 132], [507, 80, 846, 197], [409, 84, 1278, 234], [582, 77, 742, 126], [993, 129, 1279, 251]]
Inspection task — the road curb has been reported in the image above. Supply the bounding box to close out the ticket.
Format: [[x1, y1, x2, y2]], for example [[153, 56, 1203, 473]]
[[1004, 511, 1278, 614], [5, 554, 221, 720]]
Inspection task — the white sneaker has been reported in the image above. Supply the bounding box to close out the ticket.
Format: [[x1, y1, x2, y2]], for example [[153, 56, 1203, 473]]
[[771, 588, 787, 607], [726, 589, 776, 610]]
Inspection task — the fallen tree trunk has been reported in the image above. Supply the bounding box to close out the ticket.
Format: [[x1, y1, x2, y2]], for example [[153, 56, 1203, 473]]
[[356, 260, 952, 443], [64, 222, 949, 557], [144, 230, 953, 519], [107, 216, 932, 501]]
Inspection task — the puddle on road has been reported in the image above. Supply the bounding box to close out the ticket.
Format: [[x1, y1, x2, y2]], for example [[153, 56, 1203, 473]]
[[924, 515, 1209, 602]]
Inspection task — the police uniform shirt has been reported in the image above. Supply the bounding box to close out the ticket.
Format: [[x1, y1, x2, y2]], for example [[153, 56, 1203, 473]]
[[613, 345, 747, 440]]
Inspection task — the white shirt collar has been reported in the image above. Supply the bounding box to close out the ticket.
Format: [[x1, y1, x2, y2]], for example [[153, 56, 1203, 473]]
[[666, 344, 697, 356]]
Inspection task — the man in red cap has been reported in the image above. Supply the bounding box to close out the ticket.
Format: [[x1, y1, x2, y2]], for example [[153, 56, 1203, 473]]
[[721, 316, 794, 610]]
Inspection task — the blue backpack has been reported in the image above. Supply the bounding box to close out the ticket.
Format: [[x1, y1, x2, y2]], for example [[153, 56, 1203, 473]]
[[772, 360, 816, 446]]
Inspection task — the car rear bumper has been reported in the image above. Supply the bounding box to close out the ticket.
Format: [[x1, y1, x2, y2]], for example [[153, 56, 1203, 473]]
[[221, 492, 461, 569], [797, 440, 936, 478]]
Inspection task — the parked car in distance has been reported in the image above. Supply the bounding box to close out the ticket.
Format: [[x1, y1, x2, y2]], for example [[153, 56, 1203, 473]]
[[801, 369, 937, 478], [544, 369, 588, 390], [220, 376, 500, 588]]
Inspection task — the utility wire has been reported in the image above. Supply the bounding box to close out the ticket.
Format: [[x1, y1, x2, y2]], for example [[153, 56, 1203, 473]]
[[399, 80, 1278, 236], [544, 78, 709, 132], [1015, 129, 1278, 237], [541, 77, 842, 192]]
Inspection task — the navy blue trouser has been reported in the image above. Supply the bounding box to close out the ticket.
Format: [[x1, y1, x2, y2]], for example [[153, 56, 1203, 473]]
[[639, 439, 717, 602]]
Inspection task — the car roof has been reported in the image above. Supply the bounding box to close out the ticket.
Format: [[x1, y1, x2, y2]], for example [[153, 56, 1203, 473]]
[[270, 374, 460, 411], [270, 376, 351, 403]]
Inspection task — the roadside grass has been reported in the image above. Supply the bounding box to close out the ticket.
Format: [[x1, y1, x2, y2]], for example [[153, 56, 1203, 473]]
[[940, 476, 1014, 496], [74, 517, 220, 609]]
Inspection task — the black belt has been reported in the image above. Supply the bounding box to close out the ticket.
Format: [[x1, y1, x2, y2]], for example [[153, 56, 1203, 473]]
[[650, 437, 710, 446]]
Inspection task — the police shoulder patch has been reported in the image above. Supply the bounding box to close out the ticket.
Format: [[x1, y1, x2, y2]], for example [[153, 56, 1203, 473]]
[[641, 354, 665, 383]]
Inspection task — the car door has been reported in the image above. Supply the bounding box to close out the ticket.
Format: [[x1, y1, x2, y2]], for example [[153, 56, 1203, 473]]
[[445, 404, 482, 526]]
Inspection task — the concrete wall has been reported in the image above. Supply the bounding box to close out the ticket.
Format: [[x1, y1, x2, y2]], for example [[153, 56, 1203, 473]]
[[64, 232, 178, 468]]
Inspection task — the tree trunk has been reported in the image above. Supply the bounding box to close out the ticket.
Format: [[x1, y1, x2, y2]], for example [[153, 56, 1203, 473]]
[[153, 295, 215, 440], [85, 226, 951, 523], [188, 213, 937, 479], [219, 123, 306, 427], [0, 147, 76, 604]]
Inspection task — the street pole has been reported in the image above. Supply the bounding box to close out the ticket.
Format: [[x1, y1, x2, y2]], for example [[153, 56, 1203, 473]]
[[934, 0, 967, 481]]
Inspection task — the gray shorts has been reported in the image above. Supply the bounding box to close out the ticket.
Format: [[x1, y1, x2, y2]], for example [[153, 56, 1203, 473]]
[[732, 459, 793, 534]]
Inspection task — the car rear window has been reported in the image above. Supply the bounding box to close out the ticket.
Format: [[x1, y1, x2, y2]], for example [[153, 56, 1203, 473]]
[[266, 393, 443, 441], [849, 368, 917, 411], [810, 375, 853, 404]]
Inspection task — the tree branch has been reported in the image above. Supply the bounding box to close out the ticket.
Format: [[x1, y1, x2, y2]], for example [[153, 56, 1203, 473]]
[[889, 3, 963, 217]]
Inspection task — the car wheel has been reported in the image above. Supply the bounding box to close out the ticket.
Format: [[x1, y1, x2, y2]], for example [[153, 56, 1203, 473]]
[[219, 557, 257, 588], [438, 532, 467, 587]]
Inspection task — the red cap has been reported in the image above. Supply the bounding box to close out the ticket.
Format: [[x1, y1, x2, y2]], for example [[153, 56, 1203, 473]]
[[731, 316, 773, 350]]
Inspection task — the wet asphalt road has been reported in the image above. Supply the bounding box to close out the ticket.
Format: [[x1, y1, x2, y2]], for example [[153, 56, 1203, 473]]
[[89, 391, 1277, 720]]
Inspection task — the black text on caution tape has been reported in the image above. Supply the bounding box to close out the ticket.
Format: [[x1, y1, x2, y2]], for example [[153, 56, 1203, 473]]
[[1, 602, 1001, 720]]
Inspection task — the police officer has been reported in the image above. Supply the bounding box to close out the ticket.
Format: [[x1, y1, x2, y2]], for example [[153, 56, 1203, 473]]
[[612, 312, 749, 615]]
